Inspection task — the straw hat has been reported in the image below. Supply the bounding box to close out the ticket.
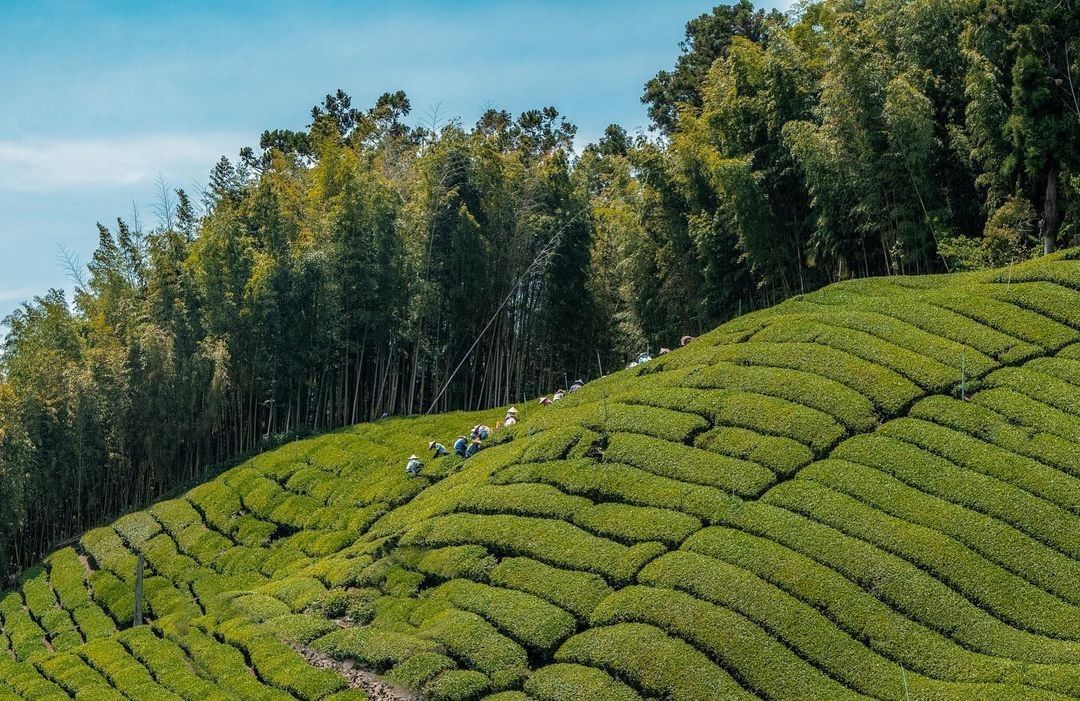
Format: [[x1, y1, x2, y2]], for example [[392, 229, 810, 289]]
[[408, 455, 419, 460], [507, 407, 518, 415], [680, 335, 694, 346], [538, 397, 551, 405], [427, 441, 436, 450]]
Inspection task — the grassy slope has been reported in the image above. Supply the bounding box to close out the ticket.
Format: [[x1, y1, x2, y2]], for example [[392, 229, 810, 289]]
[[2, 251, 1080, 701]]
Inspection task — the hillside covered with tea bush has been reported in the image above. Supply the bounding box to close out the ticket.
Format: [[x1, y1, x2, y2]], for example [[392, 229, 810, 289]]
[[2, 251, 1080, 700]]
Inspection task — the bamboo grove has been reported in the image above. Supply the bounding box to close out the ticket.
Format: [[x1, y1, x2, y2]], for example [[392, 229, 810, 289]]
[[1, 0, 1078, 580]]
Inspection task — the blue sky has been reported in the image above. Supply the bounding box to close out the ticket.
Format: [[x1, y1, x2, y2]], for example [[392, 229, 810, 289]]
[[0, 0, 793, 324]]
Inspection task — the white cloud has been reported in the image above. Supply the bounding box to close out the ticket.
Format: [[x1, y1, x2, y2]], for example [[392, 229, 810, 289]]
[[0, 288, 35, 304], [0, 133, 247, 192]]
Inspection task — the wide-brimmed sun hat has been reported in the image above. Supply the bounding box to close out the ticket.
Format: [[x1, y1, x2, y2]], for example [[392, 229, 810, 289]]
[[507, 407, 518, 414], [427, 441, 436, 450], [408, 455, 419, 460]]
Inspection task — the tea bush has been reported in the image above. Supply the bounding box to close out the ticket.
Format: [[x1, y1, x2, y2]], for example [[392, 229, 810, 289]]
[[1, 253, 1077, 699]]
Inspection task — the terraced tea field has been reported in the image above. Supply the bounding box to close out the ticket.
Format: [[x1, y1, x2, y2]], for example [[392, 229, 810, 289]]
[[2, 251, 1080, 700]]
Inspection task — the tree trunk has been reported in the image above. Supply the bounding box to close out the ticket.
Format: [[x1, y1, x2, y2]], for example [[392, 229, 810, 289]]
[[1041, 164, 1061, 255]]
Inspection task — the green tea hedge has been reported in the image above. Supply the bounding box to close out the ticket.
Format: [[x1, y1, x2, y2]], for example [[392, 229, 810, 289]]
[[524, 663, 641, 701], [431, 579, 576, 652], [555, 623, 754, 700]]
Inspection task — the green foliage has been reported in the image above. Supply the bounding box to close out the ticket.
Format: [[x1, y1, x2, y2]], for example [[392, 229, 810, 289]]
[[310, 588, 375, 624], [120, 627, 231, 700], [385, 652, 457, 689], [424, 670, 492, 701], [696, 426, 812, 478], [171, 624, 295, 701], [878, 417, 1080, 515], [572, 503, 700, 547], [175, 521, 233, 565], [431, 579, 576, 652], [640, 546, 1074, 699], [71, 604, 116, 640], [418, 607, 529, 690], [763, 479, 1080, 638], [403, 513, 665, 584], [833, 434, 1080, 558], [750, 319, 958, 392], [488, 557, 613, 622], [81, 527, 138, 580], [605, 432, 774, 498], [518, 427, 593, 464], [529, 403, 708, 443], [218, 618, 347, 699], [323, 692, 371, 701], [79, 638, 183, 701], [984, 366, 1080, 416], [909, 394, 1080, 476], [710, 341, 922, 414], [973, 387, 1080, 444], [525, 663, 641, 701], [591, 586, 857, 700], [493, 458, 737, 525], [87, 570, 134, 627], [800, 458, 1080, 604], [37, 653, 126, 700], [149, 499, 203, 534], [556, 623, 754, 700], [624, 384, 849, 453], [452, 483, 592, 521], [0, 592, 48, 661], [809, 284, 1040, 363], [113, 511, 163, 549], [261, 612, 339, 643], [314, 627, 440, 672], [713, 502, 1080, 664], [415, 545, 497, 583], [46, 548, 90, 610]]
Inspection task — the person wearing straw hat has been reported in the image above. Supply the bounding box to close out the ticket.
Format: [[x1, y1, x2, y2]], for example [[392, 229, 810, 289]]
[[538, 396, 552, 406], [569, 379, 584, 393], [405, 455, 423, 477], [552, 389, 566, 402], [502, 407, 519, 428], [453, 435, 468, 458], [429, 440, 447, 457], [465, 439, 482, 458], [680, 335, 695, 347]]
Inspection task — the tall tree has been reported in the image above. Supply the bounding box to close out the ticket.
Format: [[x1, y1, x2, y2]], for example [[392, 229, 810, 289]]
[[643, 0, 784, 133]]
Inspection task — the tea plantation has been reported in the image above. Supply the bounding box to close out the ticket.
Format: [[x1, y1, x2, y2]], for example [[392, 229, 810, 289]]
[[3, 251, 1080, 700]]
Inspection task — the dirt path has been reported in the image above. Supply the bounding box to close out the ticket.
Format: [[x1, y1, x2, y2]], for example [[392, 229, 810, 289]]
[[293, 644, 418, 701]]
